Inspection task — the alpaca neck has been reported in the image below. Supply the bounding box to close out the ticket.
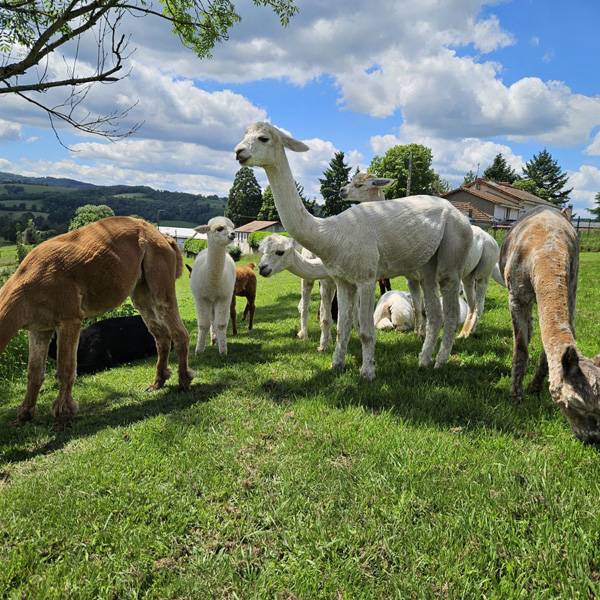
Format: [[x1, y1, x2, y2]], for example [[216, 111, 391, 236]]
[[265, 154, 327, 255], [0, 281, 27, 354], [288, 250, 329, 281], [370, 189, 386, 202], [206, 244, 227, 287], [534, 258, 577, 388]]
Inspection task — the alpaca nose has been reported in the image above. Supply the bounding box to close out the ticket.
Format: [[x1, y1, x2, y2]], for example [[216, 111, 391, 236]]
[[340, 187, 348, 199], [228, 232, 235, 241], [259, 264, 271, 277]]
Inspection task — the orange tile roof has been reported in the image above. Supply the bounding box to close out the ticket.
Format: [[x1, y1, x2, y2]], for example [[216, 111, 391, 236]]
[[234, 220, 280, 233], [449, 201, 493, 223]]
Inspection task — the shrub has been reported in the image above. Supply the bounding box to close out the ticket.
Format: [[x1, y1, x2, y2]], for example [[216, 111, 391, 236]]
[[183, 237, 207, 257], [249, 230, 288, 251], [228, 245, 242, 261]]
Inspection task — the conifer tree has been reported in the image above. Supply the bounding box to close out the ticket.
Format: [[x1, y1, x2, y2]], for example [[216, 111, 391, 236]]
[[522, 149, 572, 206], [225, 167, 263, 226], [257, 185, 278, 221], [483, 154, 518, 183], [588, 192, 600, 221], [463, 170, 477, 186], [320, 151, 352, 216]]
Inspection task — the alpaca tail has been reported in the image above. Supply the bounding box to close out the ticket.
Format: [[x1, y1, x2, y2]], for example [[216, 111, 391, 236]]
[[165, 236, 184, 279], [491, 263, 505, 287], [0, 284, 25, 355], [247, 262, 256, 270]]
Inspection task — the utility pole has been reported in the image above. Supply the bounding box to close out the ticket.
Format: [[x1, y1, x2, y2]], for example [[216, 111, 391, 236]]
[[406, 151, 413, 196]]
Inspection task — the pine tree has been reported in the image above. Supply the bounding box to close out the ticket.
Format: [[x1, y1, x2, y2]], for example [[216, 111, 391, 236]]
[[588, 192, 600, 221], [257, 185, 278, 221], [320, 151, 352, 216], [225, 167, 263, 226], [522, 149, 573, 206], [369, 143, 440, 199], [483, 154, 518, 183], [462, 170, 477, 186]]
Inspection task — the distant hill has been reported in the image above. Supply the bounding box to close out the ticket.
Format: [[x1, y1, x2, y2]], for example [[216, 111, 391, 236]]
[[0, 171, 227, 241]]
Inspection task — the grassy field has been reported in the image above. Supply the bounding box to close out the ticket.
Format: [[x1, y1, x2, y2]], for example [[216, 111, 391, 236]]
[[0, 244, 16, 268], [2, 254, 600, 597]]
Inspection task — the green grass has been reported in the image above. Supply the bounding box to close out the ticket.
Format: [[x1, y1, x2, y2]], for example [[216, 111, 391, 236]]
[[0, 244, 16, 268], [2, 255, 600, 597]]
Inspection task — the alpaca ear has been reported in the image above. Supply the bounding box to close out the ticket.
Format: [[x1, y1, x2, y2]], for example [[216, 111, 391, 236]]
[[185, 264, 192, 276], [281, 133, 309, 153], [593, 354, 600, 368], [562, 345, 583, 380], [371, 178, 394, 187], [194, 224, 210, 234]]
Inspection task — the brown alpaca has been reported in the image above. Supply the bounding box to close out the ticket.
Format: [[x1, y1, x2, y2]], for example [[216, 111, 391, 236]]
[[0, 216, 193, 426], [230, 262, 257, 335], [500, 206, 600, 443]]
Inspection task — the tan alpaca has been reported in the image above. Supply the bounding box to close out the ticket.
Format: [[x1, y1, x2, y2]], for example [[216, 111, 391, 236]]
[[0, 216, 193, 426], [500, 207, 600, 443]]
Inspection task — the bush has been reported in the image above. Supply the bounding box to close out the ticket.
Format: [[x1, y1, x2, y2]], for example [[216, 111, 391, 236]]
[[183, 237, 207, 257], [228, 245, 242, 261], [248, 230, 288, 251]]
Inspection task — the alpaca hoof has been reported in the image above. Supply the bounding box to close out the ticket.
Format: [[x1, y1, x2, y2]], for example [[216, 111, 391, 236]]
[[360, 366, 375, 380], [195, 345, 204, 355], [511, 391, 524, 403], [433, 360, 446, 369], [317, 345, 327, 353], [418, 354, 433, 368], [15, 405, 35, 424], [332, 360, 345, 371], [179, 370, 194, 392], [52, 400, 78, 428], [297, 331, 308, 340]]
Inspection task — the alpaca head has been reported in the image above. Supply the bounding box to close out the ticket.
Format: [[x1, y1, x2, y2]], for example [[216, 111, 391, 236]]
[[340, 171, 394, 203], [235, 123, 309, 168], [257, 234, 295, 277], [553, 346, 600, 444], [195, 216, 235, 247]]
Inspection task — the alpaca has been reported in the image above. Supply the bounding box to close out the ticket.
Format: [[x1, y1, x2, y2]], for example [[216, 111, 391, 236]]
[[258, 234, 336, 351], [0, 216, 192, 425], [342, 171, 501, 338], [374, 290, 469, 332], [190, 216, 236, 356], [231, 262, 257, 335], [500, 206, 600, 443], [48, 315, 157, 375], [236, 123, 473, 378]]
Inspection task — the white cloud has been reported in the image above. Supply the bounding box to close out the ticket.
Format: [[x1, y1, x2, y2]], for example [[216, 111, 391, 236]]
[[569, 165, 600, 214], [0, 119, 21, 141], [585, 131, 600, 156]]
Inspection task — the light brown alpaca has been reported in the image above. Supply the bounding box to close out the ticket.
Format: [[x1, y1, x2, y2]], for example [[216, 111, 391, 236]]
[[230, 262, 257, 335], [500, 207, 600, 443], [0, 216, 193, 426]]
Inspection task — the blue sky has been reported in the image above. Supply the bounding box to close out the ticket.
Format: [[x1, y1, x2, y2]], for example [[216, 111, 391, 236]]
[[1, 0, 599, 212]]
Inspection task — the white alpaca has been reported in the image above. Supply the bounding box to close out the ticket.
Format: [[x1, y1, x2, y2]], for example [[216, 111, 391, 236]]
[[374, 290, 468, 331], [190, 217, 236, 356], [235, 123, 473, 378], [258, 234, 336, 351], [342, 171, 502, 338]]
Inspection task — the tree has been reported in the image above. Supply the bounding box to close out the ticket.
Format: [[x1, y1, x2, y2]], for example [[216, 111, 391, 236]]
[[369, 143, 440, 199], [522, 149, 573, 206], [483, 153, 518, 183], [225, 167, 262, 227], [462, 170, 477, 186], [512, 178, 543, 197], [0, 0, 297, 138], [257, 185, 278, 221], [22, 218, 41, 244], [320, 151, 352, 216], [69, 204, 115, 230], [588, 192, 600, 221]]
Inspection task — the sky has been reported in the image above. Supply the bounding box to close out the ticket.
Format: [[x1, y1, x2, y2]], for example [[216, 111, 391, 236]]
[[1, 0, 600, 214]]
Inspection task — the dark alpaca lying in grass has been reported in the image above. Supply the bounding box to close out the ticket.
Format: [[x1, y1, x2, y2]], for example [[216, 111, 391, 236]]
[[48, 315, 157, 375]]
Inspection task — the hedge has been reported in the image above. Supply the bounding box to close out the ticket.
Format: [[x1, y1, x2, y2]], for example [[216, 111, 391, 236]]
[[248, 230, 288, 251], [183, 237, 208, 257]]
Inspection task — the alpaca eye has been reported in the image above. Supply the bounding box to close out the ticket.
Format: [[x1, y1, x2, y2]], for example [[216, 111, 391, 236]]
[[276, 250, 284, 256], [258, 136, 269, 143], [354, 184, 363, 188], [216, 226, 224, 232]]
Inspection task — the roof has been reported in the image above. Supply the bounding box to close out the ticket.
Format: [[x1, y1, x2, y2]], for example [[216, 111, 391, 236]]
[[158, 226, 206, 240], [483, 180, 554, 207], [443, 185, 520, 208], [449, 201, 493, 223], [235, 220, 280, 233]]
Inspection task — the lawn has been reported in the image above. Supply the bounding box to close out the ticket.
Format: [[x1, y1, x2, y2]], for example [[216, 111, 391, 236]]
[[1, 254, 600, 598]]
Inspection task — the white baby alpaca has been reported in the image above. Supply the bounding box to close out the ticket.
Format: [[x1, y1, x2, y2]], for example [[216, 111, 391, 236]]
[[190, 217, 236, 356]]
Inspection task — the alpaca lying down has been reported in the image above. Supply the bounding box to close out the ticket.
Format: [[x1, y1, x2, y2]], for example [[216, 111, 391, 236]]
[[374, 290, 468, 331]]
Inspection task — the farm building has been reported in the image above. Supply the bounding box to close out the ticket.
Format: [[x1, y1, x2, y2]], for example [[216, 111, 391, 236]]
[[234, 220, 285, 253], [158, 226, 206, 248], [443, 178, 554, 225]]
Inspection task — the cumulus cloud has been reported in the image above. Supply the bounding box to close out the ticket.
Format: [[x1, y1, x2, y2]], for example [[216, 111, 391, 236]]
[[569, 165, 600, 213], [585, 131, 600, 156], [0, 119, 22, 142]]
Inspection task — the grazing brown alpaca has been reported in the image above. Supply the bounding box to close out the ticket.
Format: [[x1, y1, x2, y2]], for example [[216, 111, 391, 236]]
[[0, 216, 193, 426], [500, 206, 600, 443], [230, 262, 257, 335], [378, 278, 392, 296]]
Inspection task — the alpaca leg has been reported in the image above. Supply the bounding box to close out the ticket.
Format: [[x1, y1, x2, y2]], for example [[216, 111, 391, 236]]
[[332, 280, 356, 371], [509, 294, 533, 401], [407, 277, 424, 337], [213, 301, 230, 356], [435, 274, 461, 367], [528, 351, 548, 396], [298, 279, 313, 340], [470, 276, 490, 336], [318, 279, 335, 352], [16, 329, 53, 423], [247, 295, 255, 330], [418, 263, 442, 368], [230, 296, 238, 336], [458, 274, 477, 338], [194, 298, 212, 354], [52, 320, 81, 425], [357, 281, 377, 380]]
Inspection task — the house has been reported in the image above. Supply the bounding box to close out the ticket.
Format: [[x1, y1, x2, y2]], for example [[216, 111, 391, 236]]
[[234, 220, 285, 253], [443, 178, 554, 225], [158, 226, 206, 248]]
